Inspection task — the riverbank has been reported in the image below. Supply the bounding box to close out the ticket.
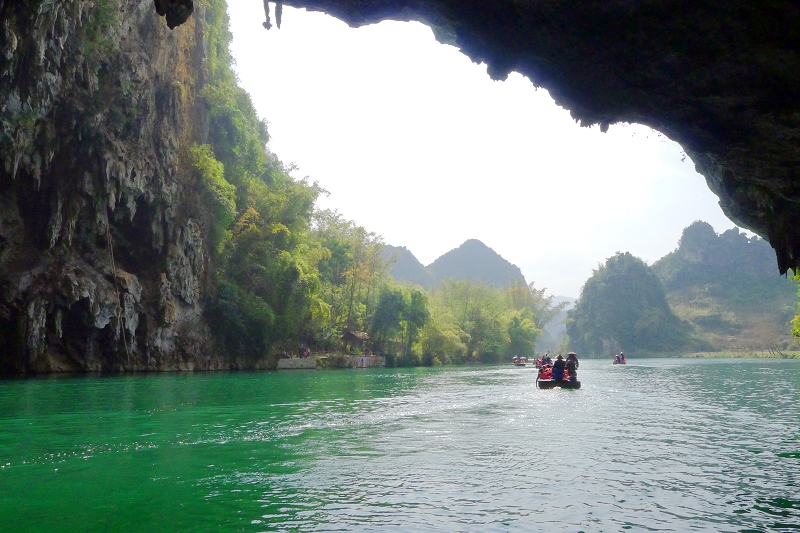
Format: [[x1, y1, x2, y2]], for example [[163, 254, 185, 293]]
[[682, 350, 800, 359], [275, 354, 387, 369]]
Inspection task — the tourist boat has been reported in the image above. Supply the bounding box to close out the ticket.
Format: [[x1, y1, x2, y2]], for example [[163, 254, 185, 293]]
[[612, 360, 626, 365], [536, 367, 581, 388], [512, 356, 528, 366], [536, 378, 581, 389]]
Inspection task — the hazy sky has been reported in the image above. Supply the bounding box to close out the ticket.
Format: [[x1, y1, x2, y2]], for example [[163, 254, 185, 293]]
[[226, 3, 742, 297]]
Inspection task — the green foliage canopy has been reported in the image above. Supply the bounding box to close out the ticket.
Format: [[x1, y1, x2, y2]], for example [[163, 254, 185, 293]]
[[567, 252, 689, 356]]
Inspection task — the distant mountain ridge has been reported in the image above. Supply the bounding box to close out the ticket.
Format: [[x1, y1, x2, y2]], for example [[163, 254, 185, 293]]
[[567, 220, 797, 356], [652, 221, 796, 350], [383, 245, 433, 287], [384, 239, 526, 288]]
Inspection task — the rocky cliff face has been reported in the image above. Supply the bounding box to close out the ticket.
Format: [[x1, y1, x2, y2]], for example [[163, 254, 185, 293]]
[[0, 0, 231, 373]]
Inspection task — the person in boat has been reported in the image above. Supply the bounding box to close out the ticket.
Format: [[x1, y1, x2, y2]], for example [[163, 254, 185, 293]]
[[565, 352, 579, 382], [620, 352, 626, 363], [552, 354, 566, 380], [566, 352, 579, 368]]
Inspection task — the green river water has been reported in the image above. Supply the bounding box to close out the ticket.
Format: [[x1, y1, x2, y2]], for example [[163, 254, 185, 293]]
[[1, 358, 798, 532]]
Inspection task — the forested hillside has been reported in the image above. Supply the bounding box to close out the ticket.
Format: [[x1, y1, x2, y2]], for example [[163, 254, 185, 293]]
[[567, 222, 797, 358], [567, 252, 691, 357], [652, 221, 795, 351]]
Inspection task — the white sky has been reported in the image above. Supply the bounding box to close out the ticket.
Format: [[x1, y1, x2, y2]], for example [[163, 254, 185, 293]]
[[226, 3, 742, 297]]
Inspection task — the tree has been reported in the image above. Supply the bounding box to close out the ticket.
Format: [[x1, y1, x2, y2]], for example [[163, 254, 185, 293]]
[[437, 280, 509, 361], [503, 279, 565, 349], [369, 285, 430, 362], [567, 252, 690, 356], [418, 304, 469, 366], [506, 310, 540, 357], [402, 289, 430, 358], [791, 274, 800, 340], [310, 210, 391, 348], [370, 286, 406, 353]]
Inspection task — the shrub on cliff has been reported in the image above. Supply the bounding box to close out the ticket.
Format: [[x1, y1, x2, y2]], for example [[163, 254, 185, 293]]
[[197, 0, 322, 358], [189, 144, 236, 251]]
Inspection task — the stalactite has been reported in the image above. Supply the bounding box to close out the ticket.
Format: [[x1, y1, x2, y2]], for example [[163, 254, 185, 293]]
[[262, 2, 283, 30], [262, 0, 272, 30]]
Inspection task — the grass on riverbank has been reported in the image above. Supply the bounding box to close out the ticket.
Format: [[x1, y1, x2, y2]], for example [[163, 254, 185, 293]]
[[681, 350, 800, 359]]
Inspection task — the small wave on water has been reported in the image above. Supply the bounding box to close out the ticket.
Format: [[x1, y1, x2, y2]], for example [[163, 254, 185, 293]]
[[1, 359, 798, 532]]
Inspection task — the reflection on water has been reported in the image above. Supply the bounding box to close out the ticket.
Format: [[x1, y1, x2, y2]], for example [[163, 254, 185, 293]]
[[1, 359, 798, 532]]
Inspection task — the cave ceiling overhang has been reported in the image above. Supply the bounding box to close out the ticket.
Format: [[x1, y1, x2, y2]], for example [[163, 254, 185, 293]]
[[161, 0, 800, 273]]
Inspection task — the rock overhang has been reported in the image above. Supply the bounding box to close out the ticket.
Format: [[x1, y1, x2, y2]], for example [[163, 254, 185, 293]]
[[165, 0, 800, 273]]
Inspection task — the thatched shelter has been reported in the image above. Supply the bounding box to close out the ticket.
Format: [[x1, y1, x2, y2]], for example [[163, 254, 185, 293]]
[[341, 330, 369, 353]]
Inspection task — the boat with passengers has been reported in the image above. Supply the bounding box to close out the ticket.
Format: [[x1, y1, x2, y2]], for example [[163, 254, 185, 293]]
[[535, 363, 581, 389]]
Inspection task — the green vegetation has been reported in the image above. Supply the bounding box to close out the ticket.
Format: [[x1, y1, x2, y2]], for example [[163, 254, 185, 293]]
[[194, 0, 566, 366], [198, 0, 321, 359], [682, 350, 800, 359], [307, 209, 392, 350], [370, 286, 430, 364], [567, 223, 798, 358], [792, 275, 800, 339], [189, 145, 236, 251], [652, 221, 796, 351], [83, 0, 120, 62], [407, 279, 565, 364], [567, 252, 690, 357]]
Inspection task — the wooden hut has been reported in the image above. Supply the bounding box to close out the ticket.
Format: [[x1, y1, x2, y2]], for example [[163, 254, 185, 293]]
[[341, 330, 369, 354]]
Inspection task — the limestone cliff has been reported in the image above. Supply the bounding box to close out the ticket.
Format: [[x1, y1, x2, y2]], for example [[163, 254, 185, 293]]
[[0, 1, 246, 373]]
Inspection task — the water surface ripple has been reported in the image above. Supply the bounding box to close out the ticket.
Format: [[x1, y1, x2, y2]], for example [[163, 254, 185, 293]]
[[1, 359, 798, 532]]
